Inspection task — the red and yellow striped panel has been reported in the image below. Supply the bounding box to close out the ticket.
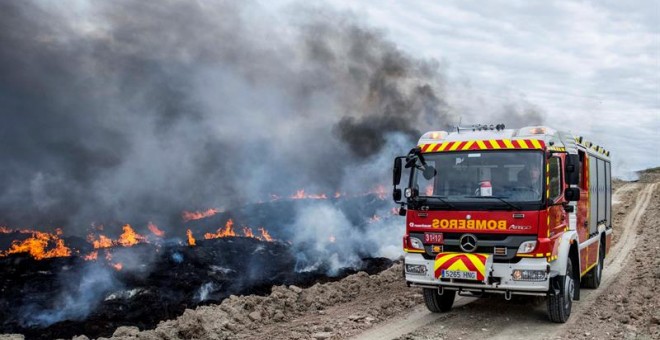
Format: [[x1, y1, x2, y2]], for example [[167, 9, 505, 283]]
[[419, 139, 545, 153], [434, 252, 490, 281]]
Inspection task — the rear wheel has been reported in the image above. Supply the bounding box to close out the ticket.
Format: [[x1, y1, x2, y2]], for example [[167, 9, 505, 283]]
[[547, 257, 575, 323], [582, 241, 604, 289], [423, 288, 456, 313]]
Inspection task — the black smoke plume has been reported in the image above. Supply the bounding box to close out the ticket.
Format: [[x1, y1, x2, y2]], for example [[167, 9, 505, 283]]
[[0, 1, 453, 233]]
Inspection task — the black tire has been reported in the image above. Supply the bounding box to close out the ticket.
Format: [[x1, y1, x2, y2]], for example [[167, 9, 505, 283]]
[[547, 257, 575, 323], [423, 288, 456, 313], [582, 241, 604, 289]]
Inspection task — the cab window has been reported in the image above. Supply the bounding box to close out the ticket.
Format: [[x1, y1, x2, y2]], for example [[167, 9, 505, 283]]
[[548, 157, 562, 201]]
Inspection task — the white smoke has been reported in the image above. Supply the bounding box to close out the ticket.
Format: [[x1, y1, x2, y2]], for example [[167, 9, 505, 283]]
[[19, 264, 120, 327]]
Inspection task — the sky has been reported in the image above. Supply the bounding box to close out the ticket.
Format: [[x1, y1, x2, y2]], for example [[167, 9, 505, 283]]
[[270, 0, 660, 177]]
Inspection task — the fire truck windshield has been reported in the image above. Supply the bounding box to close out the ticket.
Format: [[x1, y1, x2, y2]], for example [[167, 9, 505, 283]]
[[412, 150, 544, 206]]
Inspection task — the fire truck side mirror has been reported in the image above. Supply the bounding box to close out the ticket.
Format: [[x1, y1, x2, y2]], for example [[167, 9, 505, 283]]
[[393, 188, 402, 202], [565, 154, 580, 185], [393, 157, 403, 186], [564, 187, 580, 202]]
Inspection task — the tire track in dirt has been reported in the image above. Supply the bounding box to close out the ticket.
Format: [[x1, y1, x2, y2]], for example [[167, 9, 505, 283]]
[[352, 182, 656, 340], [488, 182, 657, 340]]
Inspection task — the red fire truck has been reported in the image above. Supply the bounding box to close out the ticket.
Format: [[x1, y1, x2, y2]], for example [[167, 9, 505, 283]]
[[392, 125, 612, 322]]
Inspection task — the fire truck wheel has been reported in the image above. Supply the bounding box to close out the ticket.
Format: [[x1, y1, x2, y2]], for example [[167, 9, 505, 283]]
[[547, 257, 574, 323], [582, 241, 604, 289], [422, 288, 456, 313]]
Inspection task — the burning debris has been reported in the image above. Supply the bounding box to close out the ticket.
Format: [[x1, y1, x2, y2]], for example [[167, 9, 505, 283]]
[[0, 229, 71, 260], [0, 231, 394, 339]]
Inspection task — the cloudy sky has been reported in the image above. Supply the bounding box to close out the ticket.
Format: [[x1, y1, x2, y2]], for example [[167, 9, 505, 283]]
[[271, 0, 659, 176]]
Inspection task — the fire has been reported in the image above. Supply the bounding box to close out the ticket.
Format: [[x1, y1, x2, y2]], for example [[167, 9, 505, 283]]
[[182, 208, 220, 222], [290, 189, 327, 200], [88, 234, 114, 249], [148, 222, 165, 237], [117, 224, 146, 247], [243, 227, 255, 238], [204, 219, 236, 239], [0, 229, 72, 260], [112, 263, 123, 271], [186, 229, 196, 246], [259, 228, 273, 242], [372, 185, 387, 200], [369, 214, 382, 223], [83, 251, 98, 261]]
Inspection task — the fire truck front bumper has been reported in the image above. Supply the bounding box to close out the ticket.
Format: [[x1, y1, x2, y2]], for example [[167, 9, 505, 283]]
[[404, 253, 551, 296]]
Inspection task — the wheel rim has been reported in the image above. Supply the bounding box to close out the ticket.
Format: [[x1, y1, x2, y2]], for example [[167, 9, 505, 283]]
[[564, 274, 574, 309]]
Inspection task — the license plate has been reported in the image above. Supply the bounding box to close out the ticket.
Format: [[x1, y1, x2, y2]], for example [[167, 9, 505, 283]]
[[441, 269, 477, 280], [424, 233, 443, 244]]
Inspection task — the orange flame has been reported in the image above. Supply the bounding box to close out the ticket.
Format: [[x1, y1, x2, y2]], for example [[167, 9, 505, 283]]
[[186, 229, 196, 246], [147, 222, 165, 237], [117, 224, 146, 247], [0, 229, 71, 260], [372, 185, 387, 200], [258, 228, 273, 242], [112, 263, 123, 271], [290, 189, 327, 200], [204, 219, 236, 239], [83, 251, 98, 261], [243, 227, 255, 238], [182, 208, 220, 222], [88, 234, 114, 249]]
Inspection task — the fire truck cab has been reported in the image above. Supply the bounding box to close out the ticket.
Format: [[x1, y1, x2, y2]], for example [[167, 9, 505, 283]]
[[392, 125, 612, 323]]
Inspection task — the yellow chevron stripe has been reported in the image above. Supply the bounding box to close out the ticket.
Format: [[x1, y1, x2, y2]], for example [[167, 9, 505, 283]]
[[426, 143, 437, 152], [518, 140, 530, 149], [461, 140, 475, 150], [530, 139, 542, 149], [438, 142, 450, 151], [449, 141, 461, 151], [489, 140, 501, 149], [502, 139, 514, 148], [434, 254, 459, 269], [476, 140, 488, 150], [447, 260, 470, 272]]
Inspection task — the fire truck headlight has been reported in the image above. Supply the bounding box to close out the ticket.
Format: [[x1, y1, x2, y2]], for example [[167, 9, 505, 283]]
[[512, 270, 546, 281], [409, 237, 424, 250], [517, 241, 537, 254]]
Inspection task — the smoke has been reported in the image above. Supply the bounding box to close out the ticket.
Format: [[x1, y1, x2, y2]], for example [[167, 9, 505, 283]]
[[19, 264, 121, 327], [0, 0, 458, 233], [290, 203, 365, 275]]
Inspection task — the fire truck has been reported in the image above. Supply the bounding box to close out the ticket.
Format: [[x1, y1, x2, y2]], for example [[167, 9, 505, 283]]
[[392, 125, 612, 322]]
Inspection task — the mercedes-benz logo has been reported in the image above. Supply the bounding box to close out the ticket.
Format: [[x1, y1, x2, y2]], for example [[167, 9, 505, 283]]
[[459, 234, 478, 253]]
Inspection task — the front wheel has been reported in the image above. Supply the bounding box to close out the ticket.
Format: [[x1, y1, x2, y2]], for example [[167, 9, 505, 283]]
[[423, 288, 456, 313], [547, 257, 575, 323]]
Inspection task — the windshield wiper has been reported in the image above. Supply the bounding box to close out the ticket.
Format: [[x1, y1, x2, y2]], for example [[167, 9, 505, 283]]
[[417, 196, 456, 209], [463, 196, 522, 211]]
